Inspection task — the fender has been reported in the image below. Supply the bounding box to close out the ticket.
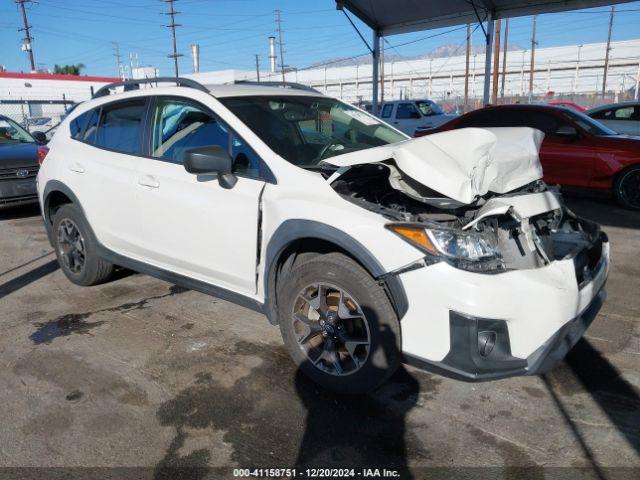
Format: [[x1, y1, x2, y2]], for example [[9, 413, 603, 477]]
[[263, 219, 408, 324], [42, 180, 87, 244]]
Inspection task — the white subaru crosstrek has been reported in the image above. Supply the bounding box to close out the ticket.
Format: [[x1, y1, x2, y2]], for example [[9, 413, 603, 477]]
[[37, 78, 609, 394]]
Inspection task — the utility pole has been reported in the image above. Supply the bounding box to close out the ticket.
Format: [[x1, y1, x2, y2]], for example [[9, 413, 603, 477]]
[[113, 42, 123, 79], [464, 23, 470, 112], [380, 36, 385, 104], [501, 18, 509, 98], [255, 54, 260, 82], [529, 15, 538, 102], [491, 18, 501, 104], [16, 0, 36, 71], [602, 6, 615, 97], [275, 10, 285, 82], [163, 0, 182, 78]]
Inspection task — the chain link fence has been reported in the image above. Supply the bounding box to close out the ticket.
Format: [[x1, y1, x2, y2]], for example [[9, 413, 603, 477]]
[[0, 98, 77, 138]]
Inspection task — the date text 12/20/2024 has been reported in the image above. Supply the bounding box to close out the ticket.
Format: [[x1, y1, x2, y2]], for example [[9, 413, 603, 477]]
[[233, 468, 401, 478]]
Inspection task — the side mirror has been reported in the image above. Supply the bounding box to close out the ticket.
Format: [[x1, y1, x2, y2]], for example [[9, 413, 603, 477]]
[[32, 131, 47, 144], [555, 125, 578, 137], [184, 145, 237, 189]]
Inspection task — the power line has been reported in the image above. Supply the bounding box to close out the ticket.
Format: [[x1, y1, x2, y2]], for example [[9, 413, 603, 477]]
[[602, 5, 615, 96], [163, 0, 183, 77], [113, 42, 124, 79], [16, 0, 36, 71], [529, 15, 538, 100], [275, 9, 285, 82]]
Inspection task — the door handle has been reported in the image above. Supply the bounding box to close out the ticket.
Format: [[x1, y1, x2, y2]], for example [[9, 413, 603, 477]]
[[69, 162, 85, 173], [138, 175, 160, 188]]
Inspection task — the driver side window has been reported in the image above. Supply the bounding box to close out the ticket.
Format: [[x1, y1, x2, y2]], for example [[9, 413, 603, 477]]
[[150, 97, 264, 179]]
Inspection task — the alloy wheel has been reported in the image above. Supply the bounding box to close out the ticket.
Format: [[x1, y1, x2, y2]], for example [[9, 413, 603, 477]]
[[292, 283, 371, 376], [619, 169, 640, 208], [57, 218, 86, 274]]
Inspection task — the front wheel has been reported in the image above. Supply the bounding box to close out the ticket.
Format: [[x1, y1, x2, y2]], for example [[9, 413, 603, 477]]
[[613, 165, 640, 210], [278, 253, 401, 394]]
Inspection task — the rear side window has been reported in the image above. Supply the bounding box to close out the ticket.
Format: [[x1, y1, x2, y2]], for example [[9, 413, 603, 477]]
[[70, 111, 89, 138], [380, 104, 393, 118], [94, 100, 146, 155]]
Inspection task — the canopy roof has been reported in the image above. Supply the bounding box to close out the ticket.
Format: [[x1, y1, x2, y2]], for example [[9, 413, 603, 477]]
[[337, 0, 635, 36]]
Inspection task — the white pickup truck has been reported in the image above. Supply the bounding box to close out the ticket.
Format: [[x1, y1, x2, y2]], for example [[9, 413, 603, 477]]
[[378, 99, 457, 136]]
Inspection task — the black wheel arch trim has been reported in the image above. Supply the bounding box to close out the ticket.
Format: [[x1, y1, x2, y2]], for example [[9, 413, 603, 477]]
[[263, 219, 409, 325], [42, 180, 88, 243]]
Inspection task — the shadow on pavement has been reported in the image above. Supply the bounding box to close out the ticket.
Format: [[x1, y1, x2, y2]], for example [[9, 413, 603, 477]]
[[563, 193, 640, 230], [0, 203, 41, 220], [0, 259, 58, 301], [564, 339, 640, 456], [153, 332, 430, 480]]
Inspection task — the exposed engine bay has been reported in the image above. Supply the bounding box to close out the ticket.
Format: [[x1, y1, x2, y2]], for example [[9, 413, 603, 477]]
[[328, 158, 604, 279]]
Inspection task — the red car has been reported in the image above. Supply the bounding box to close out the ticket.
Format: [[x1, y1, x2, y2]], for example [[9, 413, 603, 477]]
[[416, 104, 640, 209], [548, 101, 586, 112]]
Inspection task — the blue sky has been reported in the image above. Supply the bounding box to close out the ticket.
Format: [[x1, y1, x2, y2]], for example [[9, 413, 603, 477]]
[[1, 0, 640, 76]]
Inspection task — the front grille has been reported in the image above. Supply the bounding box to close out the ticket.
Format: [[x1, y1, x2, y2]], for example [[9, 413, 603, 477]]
[[0, 165, 39, 181]]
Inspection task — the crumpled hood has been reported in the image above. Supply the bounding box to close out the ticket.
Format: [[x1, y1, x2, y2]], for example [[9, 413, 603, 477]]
[[324, 127, 545, 204]]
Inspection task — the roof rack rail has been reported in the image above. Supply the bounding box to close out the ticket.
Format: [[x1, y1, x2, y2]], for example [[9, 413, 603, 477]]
[[93, 77, 209, 98], [232, 80, 321, 94]]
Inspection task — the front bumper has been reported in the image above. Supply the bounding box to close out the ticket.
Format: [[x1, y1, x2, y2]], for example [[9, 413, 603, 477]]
[[398, 238, 609, 381], [404, 287, 605, 381], [0, 177, 38, 208]]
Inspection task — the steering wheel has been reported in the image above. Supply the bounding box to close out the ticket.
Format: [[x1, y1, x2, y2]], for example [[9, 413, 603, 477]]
[[317, 139, 347, 161]]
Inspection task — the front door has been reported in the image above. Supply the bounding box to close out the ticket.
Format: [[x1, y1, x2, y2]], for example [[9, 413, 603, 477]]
[[135, 96, 266, 295]]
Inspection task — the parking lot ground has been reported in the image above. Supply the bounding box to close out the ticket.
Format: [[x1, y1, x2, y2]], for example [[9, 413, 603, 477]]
[[0, 196, 638, 479]]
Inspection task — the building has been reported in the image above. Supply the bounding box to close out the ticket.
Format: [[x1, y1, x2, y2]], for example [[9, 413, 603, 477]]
[[0, 72, 120, 127]]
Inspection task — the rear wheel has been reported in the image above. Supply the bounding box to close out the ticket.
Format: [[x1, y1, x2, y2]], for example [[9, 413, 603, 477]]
[[613, 165, 640, 210], [52, 204, 114, 286], [278, 252, 401, 394]]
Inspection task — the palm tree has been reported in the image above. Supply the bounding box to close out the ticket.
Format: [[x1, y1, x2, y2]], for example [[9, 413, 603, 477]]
[[53, 63, 86, 76]]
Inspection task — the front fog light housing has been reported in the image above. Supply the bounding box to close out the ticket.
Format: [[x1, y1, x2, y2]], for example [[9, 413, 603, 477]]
[[386, 223, 505, 272]]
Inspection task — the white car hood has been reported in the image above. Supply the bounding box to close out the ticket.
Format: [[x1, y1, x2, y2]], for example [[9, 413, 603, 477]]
[[324, 127, 545, 205]]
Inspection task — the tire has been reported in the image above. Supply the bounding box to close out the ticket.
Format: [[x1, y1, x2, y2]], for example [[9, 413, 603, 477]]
[[613, 165, 640, 210], [52, 204, 114, 286], [278, 252, 401, 394]]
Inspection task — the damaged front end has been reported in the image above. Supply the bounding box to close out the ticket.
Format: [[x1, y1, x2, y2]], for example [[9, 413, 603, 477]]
[[325, 127, 606, 277]]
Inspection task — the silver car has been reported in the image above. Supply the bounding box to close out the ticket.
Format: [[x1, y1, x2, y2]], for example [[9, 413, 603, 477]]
[[586, 101, 640, 137]]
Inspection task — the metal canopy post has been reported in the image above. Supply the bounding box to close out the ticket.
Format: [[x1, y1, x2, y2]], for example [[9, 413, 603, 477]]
[[372, 30, 381, 115], [483, 11, 495, 106]]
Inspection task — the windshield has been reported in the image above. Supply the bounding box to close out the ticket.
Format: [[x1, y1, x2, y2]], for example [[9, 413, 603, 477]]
[[416, 100, 443, 116], [560, 108, 617, 136], [0, 117, 35, 145], [220, 95, 407, 168]]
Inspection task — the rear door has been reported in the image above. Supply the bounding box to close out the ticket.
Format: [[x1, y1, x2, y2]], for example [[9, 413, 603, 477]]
[[65, 99, 147, 257], [134, 96, 266, 294]]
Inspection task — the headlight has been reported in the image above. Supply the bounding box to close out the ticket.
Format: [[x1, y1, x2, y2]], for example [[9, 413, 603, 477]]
[[386, 223, 505, 272]]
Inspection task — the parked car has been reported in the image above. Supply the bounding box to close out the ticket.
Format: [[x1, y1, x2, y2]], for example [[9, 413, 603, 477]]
[[378, 99, 456, 136], [38, 79, 608, 393], [0, 115, 48, 208], [419, 104, 640, 210], [547, 101, 585, 112], [586, 101, 640, 137]]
